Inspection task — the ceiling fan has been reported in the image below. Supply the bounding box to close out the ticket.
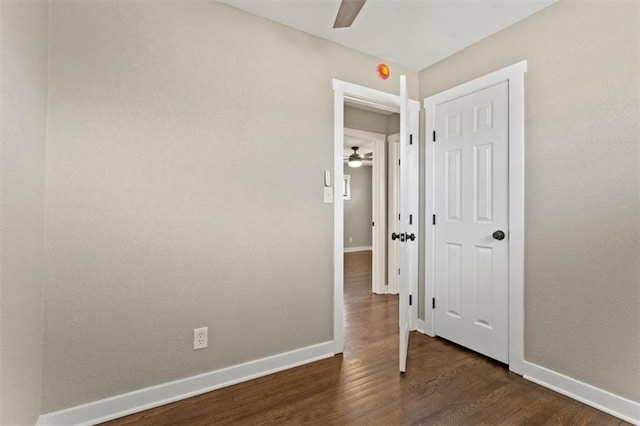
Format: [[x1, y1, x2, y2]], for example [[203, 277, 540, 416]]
[[333, 0, 367, 28], [345, 146, 373, 168]]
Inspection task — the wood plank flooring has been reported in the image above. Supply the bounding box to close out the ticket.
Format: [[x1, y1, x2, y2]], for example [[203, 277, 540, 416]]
[[104, 251, 627, 425]]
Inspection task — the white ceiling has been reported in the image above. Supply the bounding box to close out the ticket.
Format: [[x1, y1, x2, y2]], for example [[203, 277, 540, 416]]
[[218, 0, 556, 71]]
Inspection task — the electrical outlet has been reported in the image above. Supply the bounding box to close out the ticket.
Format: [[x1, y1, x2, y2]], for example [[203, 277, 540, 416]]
[[193, 327, 208, 350], [349, 237, 353, 243]]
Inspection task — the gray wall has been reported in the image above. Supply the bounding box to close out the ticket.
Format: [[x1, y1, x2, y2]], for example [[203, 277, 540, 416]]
[[343, 166, 372, 248], [386, 113, 400, 136], [344, 106, 388, 135], [42, 1, 418, 412], [344, 106, 400, 137], [0, 1, 48, 424], [419, 1, 639, 401]]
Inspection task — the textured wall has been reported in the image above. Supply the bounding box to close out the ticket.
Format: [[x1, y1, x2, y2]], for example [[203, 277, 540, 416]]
[[0, 0, 48, 424], [42, 0, 418, 412], [419, 1, 639, 401], [343, 165, 373, 248]]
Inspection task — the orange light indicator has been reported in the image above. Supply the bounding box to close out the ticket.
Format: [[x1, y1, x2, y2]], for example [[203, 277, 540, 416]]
[[377, 63, 390, 80]]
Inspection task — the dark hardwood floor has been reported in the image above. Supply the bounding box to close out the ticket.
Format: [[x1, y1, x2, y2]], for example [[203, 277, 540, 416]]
[[104, 251, 626, 425]]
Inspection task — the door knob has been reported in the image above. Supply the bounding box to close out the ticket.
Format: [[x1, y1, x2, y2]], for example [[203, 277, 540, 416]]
[[407, 233, 416, 241], [391, 232, 400, 241], [492, 230, 505, 240]]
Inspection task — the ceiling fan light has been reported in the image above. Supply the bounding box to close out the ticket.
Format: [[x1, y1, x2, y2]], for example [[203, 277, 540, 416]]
[[348, 154, 362, 168]]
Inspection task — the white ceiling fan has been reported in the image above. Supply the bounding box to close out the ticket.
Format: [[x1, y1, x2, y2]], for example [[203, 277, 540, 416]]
[[333, 0, 367, 28]]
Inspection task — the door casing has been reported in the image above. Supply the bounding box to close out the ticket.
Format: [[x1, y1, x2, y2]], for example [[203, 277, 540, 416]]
[[387, 133, 400, 295], [424, 60, 527, 375], [333, 79, 420, 355]]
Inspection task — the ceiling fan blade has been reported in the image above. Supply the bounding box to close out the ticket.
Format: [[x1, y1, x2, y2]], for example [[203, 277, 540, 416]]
[[333, 0, 367, 28]]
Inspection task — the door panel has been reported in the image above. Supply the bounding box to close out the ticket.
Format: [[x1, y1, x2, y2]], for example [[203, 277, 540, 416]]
[[445, 243, 462, 318], [434, 81, 509, 363], [474, 144, 493, 222], [474, 245, 494, 327], [445, 150, 461, 221]]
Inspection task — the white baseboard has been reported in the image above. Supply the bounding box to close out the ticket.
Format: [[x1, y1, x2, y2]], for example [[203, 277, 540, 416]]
[[373, 285, 399, 295], [416, 319, 426, 334], [37, 341, 334, 426], [343, 246, 372, 253], [523, 361, 639, 424]]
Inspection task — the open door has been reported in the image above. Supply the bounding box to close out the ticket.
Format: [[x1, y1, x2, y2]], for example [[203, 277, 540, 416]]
[[332, 77, 419, 366], [398, 75, 419, 372]]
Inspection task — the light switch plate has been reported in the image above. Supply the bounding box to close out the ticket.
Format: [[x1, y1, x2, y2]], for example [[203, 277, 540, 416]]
[[323, 187, 333, 203], [324, 170, 331, 187]]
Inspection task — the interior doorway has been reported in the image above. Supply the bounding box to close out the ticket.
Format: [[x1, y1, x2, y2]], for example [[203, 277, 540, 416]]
[[332, 78, 420, 372]]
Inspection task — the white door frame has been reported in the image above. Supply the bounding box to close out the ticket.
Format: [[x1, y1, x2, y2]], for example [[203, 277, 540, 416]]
[[344, 127, 387, 294], [423, 60, 527, 375], [333, 79, 419, 354], [387, 133, 400, 295]]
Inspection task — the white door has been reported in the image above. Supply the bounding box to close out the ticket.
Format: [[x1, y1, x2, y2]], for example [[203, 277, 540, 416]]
[[433, 81, 509, 363], [398, 75, 419, 372]]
